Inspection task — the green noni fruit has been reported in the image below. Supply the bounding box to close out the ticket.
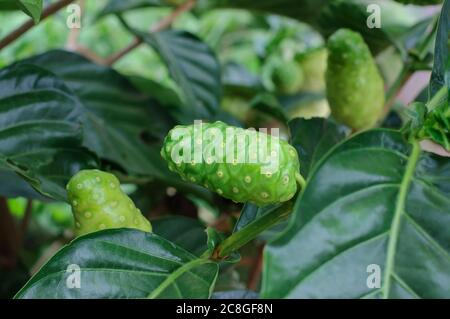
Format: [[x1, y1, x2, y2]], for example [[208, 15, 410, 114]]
[[67, 169, 152, 236], [326, 29, 385, 130], [161, 121, 302, 206], [271, 59, 304, 95]]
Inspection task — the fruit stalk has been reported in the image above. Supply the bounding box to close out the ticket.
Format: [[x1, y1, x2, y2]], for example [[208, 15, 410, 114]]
[[215, 200, 294, 258]]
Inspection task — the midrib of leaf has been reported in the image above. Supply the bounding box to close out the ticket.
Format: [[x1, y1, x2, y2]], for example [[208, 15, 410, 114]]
[[382, 140, 420, 299], [147, 258, 214, 298]]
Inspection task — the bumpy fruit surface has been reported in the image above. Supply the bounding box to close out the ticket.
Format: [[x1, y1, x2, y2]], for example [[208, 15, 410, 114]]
[[67, 170, 152, 236], [326, 29, 385, 130], [161, 121, 301, 206], [271, 59, 304, 95]]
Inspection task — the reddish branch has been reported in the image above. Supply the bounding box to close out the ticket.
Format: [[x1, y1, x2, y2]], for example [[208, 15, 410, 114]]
[[104, 0, 196, 65], [17, 200, 33, 248], [247, 244, 264, 290], [0, 0, 76, 51], [0, 198, 34, 269], [0, 197, 18, 268]]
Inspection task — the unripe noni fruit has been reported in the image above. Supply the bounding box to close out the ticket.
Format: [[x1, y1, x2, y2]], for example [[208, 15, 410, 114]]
[[326, 29, 385, 130], [161, 121, 302, 206], [67, 169, 152, 236], [271, 59, 304, 95]]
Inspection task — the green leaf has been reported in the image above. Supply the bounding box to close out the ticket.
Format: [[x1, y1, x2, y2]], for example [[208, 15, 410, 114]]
[[124, 25, 222, 122], [0, 63, 97, 200], [15, 229, 219, 298], [262, 129, 450, 298], [98, 0, 172, 17], [0, 168, 47, 199], [289, 118, 349, 178], [152, 216, 208, 256], [0, 0, 43, 23], [21, 50, 175, 178], [429, 0, 450, 99], [128, 75, 183, 111]]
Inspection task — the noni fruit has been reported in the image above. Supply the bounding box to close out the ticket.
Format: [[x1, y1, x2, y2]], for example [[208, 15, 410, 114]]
[[161, 121, 302, 206], [326, 29, 385, 130], [67, 169, 152, 236]]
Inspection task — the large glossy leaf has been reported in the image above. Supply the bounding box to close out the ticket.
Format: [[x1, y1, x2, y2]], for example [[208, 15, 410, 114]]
[[152, 216, 208, 256], [262, 129, 450, 298], [0, 0, 42, 23], [0, 63, 97, 200], [289, 118, 349, 178], [15, 229, 219, 298], [429, 0, 450, 99], [126, 26, 222, 122], [21, 50, 175, 178]]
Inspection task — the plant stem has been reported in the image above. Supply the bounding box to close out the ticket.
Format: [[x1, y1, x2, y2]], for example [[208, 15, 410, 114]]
[[17, 199, 33, 249], [0, 0, 76, 51], [215, 201, 294, 258], [104, 0, 196, 65], [247, 244, 264, 290], [0, 197, 18, 268]]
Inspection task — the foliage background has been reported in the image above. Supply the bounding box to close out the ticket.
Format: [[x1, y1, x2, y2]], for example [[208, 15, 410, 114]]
[[0, 0, 449, 299]]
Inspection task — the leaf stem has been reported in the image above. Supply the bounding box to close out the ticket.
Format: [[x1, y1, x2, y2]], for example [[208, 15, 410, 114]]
[[382, 140, 420, 299], [0, 0, 76, 51], [215, 201, 294, 258], [0, 197, 18, 268]]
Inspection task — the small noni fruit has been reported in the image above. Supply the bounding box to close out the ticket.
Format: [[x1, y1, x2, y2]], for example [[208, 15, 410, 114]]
[[67, 169, 152, 236], [161, 121, 302, 206], [326, 29, 385, 130]]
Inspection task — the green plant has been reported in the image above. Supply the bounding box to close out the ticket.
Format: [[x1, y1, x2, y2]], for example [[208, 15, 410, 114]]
[[0, 0, 449, 300]]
